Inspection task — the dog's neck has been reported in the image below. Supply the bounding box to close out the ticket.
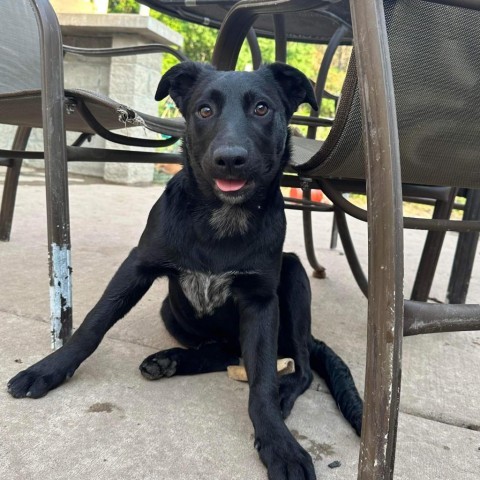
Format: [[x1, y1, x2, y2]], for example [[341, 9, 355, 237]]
[[208, 203, 253, 239]]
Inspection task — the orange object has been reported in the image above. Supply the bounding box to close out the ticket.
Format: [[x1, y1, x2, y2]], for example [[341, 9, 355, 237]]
[[289, 187, 323, 203]]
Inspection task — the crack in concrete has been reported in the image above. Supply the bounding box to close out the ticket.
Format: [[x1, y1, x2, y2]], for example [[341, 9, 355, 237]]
[[395, 408, 480, 432]]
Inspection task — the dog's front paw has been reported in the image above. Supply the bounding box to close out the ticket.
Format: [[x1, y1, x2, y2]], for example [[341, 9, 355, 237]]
[[139, 353, 177, 380], [8, 362, 71, 399], [256, 434, 316, 480]]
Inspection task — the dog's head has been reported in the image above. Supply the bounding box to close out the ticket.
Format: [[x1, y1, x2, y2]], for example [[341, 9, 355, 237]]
[[155, 62, 317, 205]]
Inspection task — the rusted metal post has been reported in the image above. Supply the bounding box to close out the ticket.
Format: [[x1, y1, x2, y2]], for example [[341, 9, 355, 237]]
[[33, 0, 73, 349], [349, 0, 404, 479]]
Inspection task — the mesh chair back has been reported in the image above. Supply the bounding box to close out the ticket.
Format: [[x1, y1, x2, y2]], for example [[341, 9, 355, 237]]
[[295, 0, 480, 188], [0, 0, 41, 93]]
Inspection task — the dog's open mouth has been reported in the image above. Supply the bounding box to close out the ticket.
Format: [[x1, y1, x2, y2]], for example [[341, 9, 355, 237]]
[[214, 179, 247, 193]]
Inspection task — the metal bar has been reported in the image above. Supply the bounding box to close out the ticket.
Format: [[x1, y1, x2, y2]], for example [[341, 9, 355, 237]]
[[330, 214, 338, 249], [0, 148, 183, 164], [403, 197, 464, 210], [273, 14, 287, 62], [246, 28, 262, 69], [66, 146, 183, 164], [307, 24, 350, 139], [349, 0, 404, 478], [447, 189, 480, 304], [0, 127, 32, 242], [325, 179, 453, 202], [291, 115, 334, 127], [411, 188, 457, 301], [283, 196, 333, 209], [0, 150, 44, 159], [34, 0, 73, 350], [334, 207, 368, 297], [284, 203, 334, 212], [404, 300, 480, 335], [301, 186, 327, 278], [319, 178, 480, 232], [63, 44, 189, 62]]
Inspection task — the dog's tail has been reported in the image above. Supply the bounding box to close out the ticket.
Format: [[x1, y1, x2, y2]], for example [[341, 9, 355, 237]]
[[309, 337, 363, 436]]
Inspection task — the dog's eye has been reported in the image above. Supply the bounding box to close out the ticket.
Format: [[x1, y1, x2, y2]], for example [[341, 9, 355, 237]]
[[254, 103, 269, 116], [198, 105, 213, 118]]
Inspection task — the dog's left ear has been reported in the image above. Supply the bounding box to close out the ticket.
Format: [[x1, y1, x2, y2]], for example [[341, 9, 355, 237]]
[[155, 62, 214, 115], [266, 63, 318, 117]]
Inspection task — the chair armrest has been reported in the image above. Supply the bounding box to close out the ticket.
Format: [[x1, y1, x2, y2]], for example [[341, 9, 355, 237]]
[[63, 44, 189, 62], [212, 0, 338, 70]]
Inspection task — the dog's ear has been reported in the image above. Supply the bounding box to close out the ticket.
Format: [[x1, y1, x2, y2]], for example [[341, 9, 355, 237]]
[[266, 63, 318, 117], [155, 62, 214, 114]]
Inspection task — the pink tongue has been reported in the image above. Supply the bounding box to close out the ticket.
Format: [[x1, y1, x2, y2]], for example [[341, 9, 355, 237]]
[[215, 179, 247, 192]]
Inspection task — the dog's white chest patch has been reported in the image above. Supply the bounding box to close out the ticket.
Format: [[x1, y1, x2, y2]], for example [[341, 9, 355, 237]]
[[179, 270, 234, 317]]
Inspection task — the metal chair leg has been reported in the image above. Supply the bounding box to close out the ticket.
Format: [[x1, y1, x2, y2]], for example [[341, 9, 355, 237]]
[[411, 188, 457, 301], [350, 0, 404, 479], [447, 189, 480, 304], [44, 106, 73, 351], [302, 186, 327, 278], [298, 24, 349, 278], [34, 0, 73, 349], [330, 214, 338, 249], [334, 207, 368, 297], [0, 127, 32, 241]]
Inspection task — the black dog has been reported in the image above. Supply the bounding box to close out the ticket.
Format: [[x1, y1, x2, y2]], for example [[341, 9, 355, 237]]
[[8, 62, 362, 480]]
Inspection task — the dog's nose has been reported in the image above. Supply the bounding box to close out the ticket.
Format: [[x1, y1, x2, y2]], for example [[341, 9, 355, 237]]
[[213, 146, 248, 171]]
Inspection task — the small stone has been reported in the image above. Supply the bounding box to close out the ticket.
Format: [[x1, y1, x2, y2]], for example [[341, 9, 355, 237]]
[[14, 359, 22, 364], [328, 460, 341, 469]]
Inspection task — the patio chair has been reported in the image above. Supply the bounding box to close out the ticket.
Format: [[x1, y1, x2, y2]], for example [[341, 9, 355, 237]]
[[0, 0, 190, 348], [210, 0, 480, 478]]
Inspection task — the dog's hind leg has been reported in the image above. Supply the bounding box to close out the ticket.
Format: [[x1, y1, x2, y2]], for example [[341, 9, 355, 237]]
[[277, 253, 314, 418], [139, 342, 240, 380]]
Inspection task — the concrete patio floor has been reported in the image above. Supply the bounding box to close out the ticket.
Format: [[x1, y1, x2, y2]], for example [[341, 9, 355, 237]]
[[1, 168, 479, 479]]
